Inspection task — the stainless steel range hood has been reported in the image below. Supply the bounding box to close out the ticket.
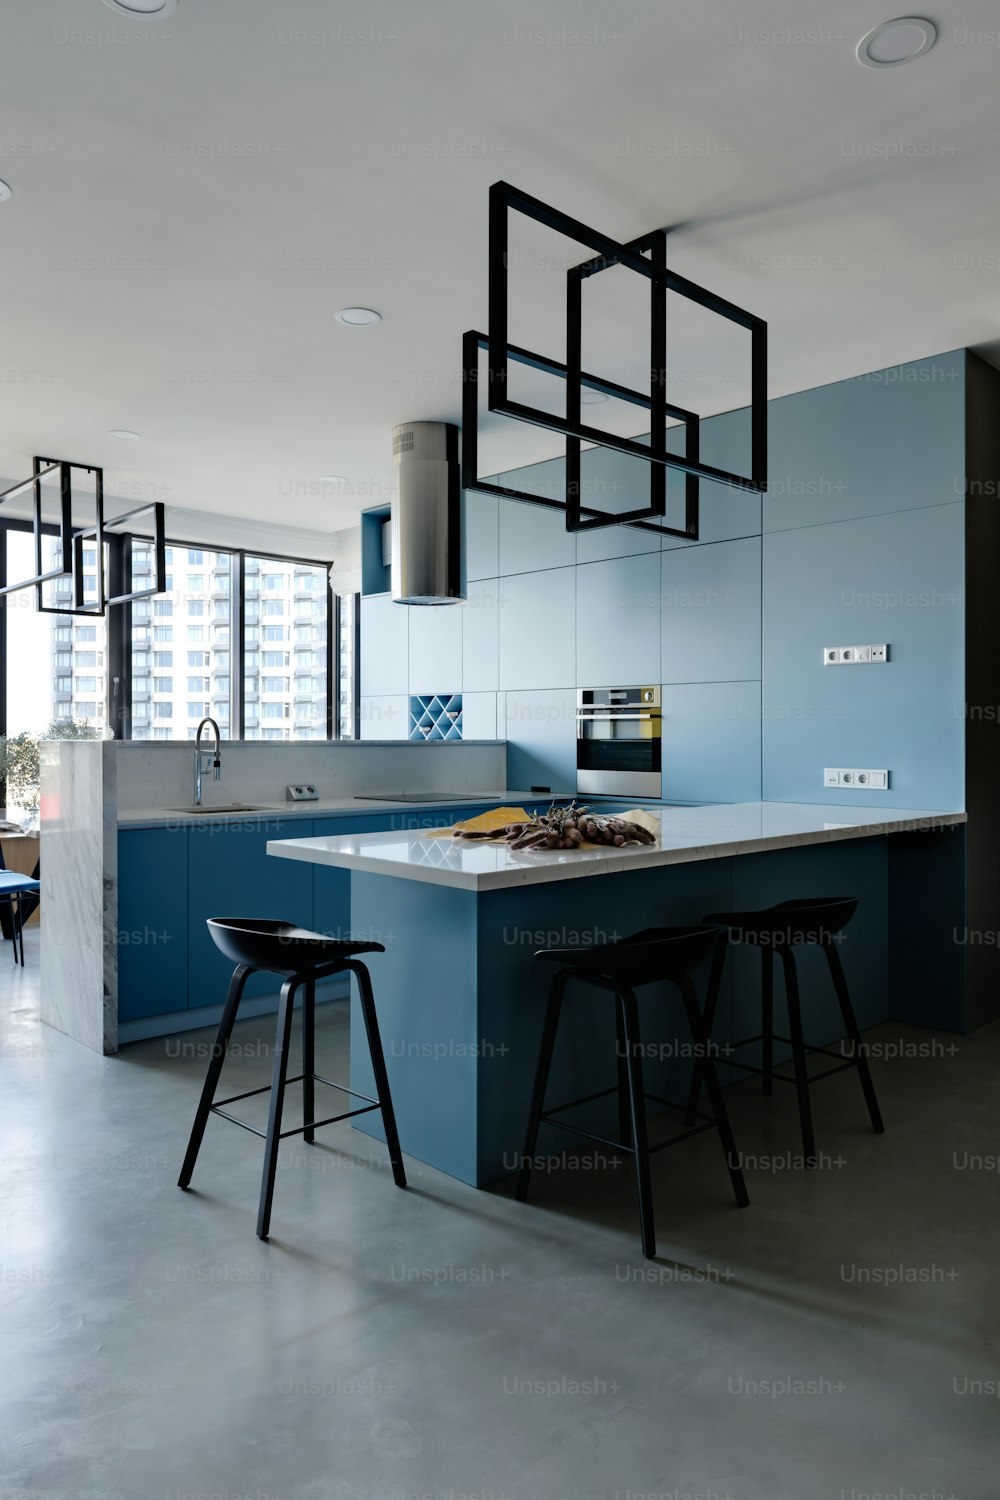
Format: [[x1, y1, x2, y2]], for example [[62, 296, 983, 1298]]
[[390, 420, 465, 605]]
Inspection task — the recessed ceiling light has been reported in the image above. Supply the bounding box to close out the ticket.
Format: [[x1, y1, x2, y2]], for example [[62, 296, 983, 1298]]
[[107, 430, 141, 442], [103, 0, 178, 16], [335, 307, 382, 327], [856, 16, 937, 67], [580, 388, 609, 405], [318, 475, 347, 484], [0, 181, 11, 203]]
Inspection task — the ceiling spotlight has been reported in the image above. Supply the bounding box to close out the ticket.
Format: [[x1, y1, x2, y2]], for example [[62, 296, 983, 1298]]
[[318, 475, 347, 484], [0, 181, 11, 203], [107, 430, 141, 442], [103, 0, 178, 16], [335, 307, 382, 327], [856, 16, 937, 67], [580, 387, 610, 405]]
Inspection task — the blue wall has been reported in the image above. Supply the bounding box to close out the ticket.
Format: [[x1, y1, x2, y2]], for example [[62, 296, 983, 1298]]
[[361, 350, 966, 810]]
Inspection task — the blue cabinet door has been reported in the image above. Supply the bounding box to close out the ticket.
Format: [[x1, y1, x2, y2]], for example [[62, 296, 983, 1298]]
[[187, 818, 315, 1008], [118, 828, 189, 1021]]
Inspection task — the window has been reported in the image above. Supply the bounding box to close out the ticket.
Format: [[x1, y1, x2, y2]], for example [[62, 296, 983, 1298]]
[[130, 545, 236, 740], [2, 527, 340, 765], [243, 556, 327, 742]]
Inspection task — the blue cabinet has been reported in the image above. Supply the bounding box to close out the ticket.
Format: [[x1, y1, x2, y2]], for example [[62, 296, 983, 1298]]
[[186, 818, 315, 1007], [118, 828, 189, 1021]]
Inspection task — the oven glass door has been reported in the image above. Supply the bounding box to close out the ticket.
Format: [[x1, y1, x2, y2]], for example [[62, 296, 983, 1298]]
[[576, 712, 662, 776]]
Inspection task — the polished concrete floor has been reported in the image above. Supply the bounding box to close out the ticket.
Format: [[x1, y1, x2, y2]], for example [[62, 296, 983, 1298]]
[[3, 924, 999, 1500]]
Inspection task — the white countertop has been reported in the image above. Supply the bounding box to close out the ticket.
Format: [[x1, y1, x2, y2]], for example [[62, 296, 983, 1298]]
[[266, 801, 966, 893]]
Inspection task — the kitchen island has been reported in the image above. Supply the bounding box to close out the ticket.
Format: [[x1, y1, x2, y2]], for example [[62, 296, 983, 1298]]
[[268, 801, 967, 1186]]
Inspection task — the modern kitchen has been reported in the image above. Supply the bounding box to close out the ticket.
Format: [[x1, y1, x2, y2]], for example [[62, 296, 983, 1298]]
[[3, 4, 999, 1499]]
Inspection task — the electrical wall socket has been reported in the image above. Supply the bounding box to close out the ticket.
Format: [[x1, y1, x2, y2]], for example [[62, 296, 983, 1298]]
[[285, 783, 319, 801], [823, 644, 889, 665], [824, 768, 889, 791]]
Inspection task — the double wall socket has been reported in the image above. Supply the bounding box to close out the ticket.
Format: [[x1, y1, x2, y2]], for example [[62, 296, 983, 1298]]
[[824, 644, 889, 665], [824, 768, 889, 791]]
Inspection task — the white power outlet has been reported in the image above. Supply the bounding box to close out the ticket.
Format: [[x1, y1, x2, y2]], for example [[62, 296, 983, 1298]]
[[824, 768, 889, 790], [823, 644, 889, 665]]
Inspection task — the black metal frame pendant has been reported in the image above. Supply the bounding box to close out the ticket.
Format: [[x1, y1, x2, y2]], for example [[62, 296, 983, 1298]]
[[462, 181, 767, 538]]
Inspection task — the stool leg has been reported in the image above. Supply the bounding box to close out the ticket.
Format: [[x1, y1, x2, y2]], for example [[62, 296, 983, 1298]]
[[349, 961, 406, 1189], [257, 974, 300, 1240], [779, 947, 817, 1168], [822, 939, 885, 1135], [618, 987, 656, 1260], [302, 975, 316, 1144], [178, 964, 252, 1189], [515, 970, 568, 1202], [614, 1001, 632, 1150], [678, 976, 749, 1209], [685, 931, 727, 1125], [761, 947, 774, 1097]]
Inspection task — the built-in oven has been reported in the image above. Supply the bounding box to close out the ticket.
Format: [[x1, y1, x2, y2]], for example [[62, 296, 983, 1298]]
[[576, 686, 662, 799]]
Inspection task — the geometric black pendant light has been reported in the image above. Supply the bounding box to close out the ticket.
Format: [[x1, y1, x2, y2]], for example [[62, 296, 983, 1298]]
[[0, 455, 165, 612], [462, 181, 767, 540]]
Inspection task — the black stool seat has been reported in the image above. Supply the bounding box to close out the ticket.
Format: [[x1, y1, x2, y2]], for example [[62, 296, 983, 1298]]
[[207, 917, 384, 974], [535, 925, 717, 988], [179, 916, 405, 1240], [517, 924, 748, 1260], [688, 895, 884, 1167], [702, 896, 858, 946]]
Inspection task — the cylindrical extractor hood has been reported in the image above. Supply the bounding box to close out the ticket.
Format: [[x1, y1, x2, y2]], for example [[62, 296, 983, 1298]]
[[390, 420, 465, 605]]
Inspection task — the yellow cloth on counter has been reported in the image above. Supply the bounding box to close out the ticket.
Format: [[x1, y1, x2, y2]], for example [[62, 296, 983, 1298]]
[[448, 806, 531, 834]]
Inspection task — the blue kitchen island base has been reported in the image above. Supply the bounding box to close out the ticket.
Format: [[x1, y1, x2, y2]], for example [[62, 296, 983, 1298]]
[[346, 834, 934, 1187]]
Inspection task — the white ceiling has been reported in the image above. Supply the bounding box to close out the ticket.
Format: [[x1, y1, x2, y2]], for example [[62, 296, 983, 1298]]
[[2, 0, 999, 544]]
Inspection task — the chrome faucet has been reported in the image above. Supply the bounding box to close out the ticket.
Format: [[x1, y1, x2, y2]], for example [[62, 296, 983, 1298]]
[[194, 717, 222, 807]]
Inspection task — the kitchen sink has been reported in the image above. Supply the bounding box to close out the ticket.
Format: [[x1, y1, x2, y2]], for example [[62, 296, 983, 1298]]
[[167, 804, 269, 815]]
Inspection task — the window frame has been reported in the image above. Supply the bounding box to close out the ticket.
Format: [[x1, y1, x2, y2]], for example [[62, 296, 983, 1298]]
[[0, 521, 353, 744]]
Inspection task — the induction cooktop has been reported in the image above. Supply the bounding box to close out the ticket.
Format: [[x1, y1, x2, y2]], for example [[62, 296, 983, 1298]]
[[353, 792, 487, 803]]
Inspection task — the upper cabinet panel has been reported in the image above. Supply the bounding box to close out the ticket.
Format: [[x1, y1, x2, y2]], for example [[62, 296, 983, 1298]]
[[462, 489, 499, 581], [662, 536, 762, 684], [576, 553, 661, 687], [497, 459, 577, 573], [360, 594, 409, 697], [764, 351, 966, 534], [407, 601, 463, 697], [662, 406, 762, 551], [498, 566, 576, 691]]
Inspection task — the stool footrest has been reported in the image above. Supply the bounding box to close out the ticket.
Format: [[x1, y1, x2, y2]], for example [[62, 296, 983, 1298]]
[[209, 1072, 382, 1140]]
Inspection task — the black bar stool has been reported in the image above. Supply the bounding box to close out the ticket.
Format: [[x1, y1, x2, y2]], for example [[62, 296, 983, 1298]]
[[686, 897, 884, 1167], [516, 925, 749, 1259], [178, 918, 406, 1239]]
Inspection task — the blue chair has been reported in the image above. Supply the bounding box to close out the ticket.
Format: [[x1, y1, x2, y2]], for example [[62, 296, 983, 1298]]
[[0, 871, 40, 966]]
